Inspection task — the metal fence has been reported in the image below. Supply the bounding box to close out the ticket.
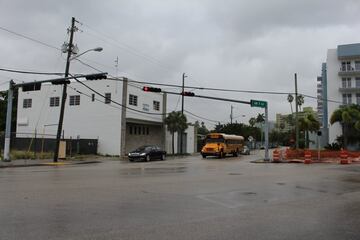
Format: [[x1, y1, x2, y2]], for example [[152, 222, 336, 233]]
[[0, 132, 98, 158]]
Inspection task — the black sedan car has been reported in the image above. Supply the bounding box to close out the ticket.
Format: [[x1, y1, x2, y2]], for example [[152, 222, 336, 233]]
[[128, 145, 166, 162]]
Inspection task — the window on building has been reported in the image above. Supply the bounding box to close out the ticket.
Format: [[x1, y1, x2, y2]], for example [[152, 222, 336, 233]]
[[356, 94, 360, 105], [105, 93, 111, 104], [50, 97, 60, 107], [356, 61, 360, 70], [92, 94, 95, 102], [129, 126, 133, 135], [347, 94, 352, 104], [69, 95, 80, 106], [346, 61, 352, 71], [142, 126, 146, 135], [153, 101, 160, 111], [343, 94, 347, 105], [129, 94, 138, 106], [147, 127, 149, 135], [342, 78, 347, 88], [143, 103, 149, 111], [23, 98, 32, 108], [347, 78, 352, 88], [341, 62, 346, 71], [356, 78, 360, 88], [134, 126, 137, 135]]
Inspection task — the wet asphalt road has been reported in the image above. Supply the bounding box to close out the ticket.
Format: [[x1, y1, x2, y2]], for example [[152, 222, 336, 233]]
[[0, 152, 360, 240]]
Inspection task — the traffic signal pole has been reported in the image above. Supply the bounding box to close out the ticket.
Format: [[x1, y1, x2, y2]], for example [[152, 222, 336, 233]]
[[180, 73, 187, 154], [264, 104, 269, 161]]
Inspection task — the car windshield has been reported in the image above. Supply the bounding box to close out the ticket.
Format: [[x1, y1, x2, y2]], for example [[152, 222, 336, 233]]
[[135, 146, 152, 152]]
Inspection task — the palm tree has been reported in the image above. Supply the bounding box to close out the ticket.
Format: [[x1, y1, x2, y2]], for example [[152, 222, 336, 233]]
[[248, 117, 256, 127], [330, 104, 360, 149], [287, 94, 294, 114], [297, 94, 304, 111], [298, 113, 320, 148], [165, 111, 188, 154]]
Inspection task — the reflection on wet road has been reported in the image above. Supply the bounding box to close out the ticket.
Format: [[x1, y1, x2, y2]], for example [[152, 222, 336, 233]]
[[0, 153, 360, 240]]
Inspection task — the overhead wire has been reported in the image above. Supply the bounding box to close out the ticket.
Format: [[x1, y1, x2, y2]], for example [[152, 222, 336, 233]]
[[0, 26, 61, 51], [0, 67, 64, 76], [69, 74, 166, 116]]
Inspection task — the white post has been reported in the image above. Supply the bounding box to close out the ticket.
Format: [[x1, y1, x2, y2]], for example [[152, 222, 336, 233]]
[[3, 81, 14, 162], [264, 104, 269, 161]]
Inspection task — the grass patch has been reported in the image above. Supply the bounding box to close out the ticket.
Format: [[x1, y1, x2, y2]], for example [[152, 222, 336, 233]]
[[9, 150, 54, 160]]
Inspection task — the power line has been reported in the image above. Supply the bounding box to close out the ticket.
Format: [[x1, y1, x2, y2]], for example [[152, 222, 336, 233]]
[[0, 26, 60, 51], [0, 67, 64, 76], [184, 110, 222, 124], [0, 64, 343, 106], [70, 74, 166, 116]]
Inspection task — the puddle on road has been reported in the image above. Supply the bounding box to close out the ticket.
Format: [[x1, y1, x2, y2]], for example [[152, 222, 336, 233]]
[[341, 175, 360, 183], [118, 167, 188, 176]]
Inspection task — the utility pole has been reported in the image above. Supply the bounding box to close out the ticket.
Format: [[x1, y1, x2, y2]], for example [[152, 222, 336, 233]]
[[295, 73, 299, 149], [3, 80, 15, 162], [230, 105, 233, 124], [53, 17, 76, 162], [264, 105, 269, 161], [180, 73, 187, 154]]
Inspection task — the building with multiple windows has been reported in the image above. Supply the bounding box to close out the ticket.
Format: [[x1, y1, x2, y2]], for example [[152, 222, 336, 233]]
[[321, 43, 360, 145], [275, 107, 316, 133], [16, 79, 195, 156]]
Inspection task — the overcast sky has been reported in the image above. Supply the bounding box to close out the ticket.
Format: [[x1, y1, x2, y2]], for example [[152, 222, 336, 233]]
[[1, 0, 360, 129]]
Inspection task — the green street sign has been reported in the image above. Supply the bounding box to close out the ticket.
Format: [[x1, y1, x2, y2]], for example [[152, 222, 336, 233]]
[[250, 99, 267, 108]]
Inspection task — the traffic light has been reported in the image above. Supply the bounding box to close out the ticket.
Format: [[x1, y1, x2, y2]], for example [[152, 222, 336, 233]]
[[51, 79, 71, 85], [85, 73, 107, 80], [22, 82, 42, 92], [143, 86, 162, 92], [181, 91, 195, 96]]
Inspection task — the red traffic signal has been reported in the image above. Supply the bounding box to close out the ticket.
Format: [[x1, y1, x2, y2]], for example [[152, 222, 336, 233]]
[[143, 86, 161, 92], [181, 91, 195, 96]]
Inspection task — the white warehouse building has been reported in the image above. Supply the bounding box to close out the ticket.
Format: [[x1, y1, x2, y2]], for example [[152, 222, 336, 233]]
[[16, 78, 195, 156]]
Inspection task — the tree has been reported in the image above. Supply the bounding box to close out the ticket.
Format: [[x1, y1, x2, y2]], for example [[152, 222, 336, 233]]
[[287, 94, 294, 114], [165, 111, 188, 154], [256, 113, 265, 124], [0, 89, 18, 133], [194, 121, 209, 136], [248, 117, 256, 127], [297, 94, 304, 111], [298, 113, 320, 148], [330, 104, 360, 149]]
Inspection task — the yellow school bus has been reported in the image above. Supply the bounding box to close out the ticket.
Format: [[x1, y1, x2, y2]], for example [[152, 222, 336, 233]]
[[201, 133, 244, 158]]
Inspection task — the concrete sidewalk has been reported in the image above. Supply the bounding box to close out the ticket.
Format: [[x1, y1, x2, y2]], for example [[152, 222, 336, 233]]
[[0, 158, 102, 168]]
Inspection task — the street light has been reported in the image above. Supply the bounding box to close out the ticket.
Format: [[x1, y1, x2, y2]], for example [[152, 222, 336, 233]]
[[69, 47, 103, 61]]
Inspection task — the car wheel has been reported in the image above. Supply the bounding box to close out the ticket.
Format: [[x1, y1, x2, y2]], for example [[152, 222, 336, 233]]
[[202, 155, 206, 159], [161, 154, 166, 160], [129, 159, 134, 162], [146, 155, 151, 162]]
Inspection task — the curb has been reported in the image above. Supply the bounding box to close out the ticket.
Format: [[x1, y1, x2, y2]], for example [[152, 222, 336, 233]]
[[0, 160, 101, 168]]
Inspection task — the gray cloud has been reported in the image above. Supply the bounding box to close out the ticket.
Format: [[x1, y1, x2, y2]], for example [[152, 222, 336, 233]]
[[1, 0, 360, 127]]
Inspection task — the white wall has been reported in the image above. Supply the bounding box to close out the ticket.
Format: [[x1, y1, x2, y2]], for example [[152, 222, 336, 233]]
[[17, 80, 123, 155], [126, 85, 164, 123], [165, 125, 195, 154], [326, 49, 343, 143]]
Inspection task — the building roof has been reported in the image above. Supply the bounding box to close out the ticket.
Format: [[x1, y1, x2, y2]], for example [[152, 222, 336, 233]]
[[337, 43, 360, 59]]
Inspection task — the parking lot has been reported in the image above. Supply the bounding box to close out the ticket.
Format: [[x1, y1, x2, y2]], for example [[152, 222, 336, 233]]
[[1, 152, 360, 240]]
